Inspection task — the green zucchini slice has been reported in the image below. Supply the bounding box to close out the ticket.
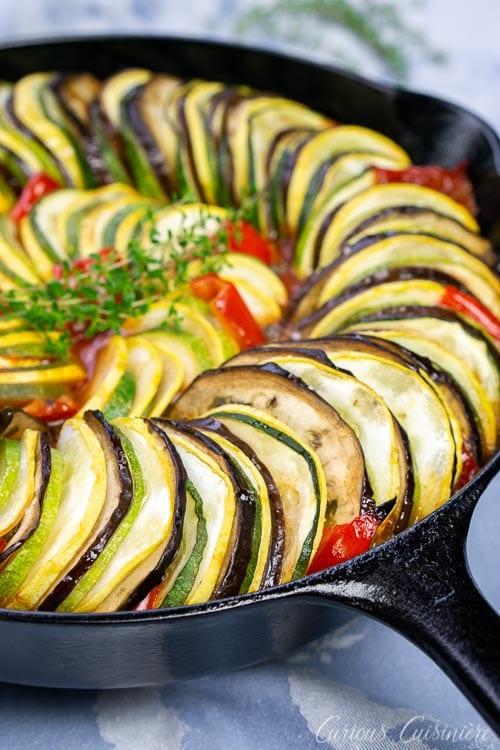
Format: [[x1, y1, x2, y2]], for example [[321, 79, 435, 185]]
[[205, 404, 326, 581]]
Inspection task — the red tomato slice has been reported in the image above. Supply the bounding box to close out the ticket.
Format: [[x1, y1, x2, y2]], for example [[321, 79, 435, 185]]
[[374, 162, 477, 214], [440, 286, 500, 344], [190, 273, 266, 349], [222, 220, 273, 264], [23, 394, 80, 422], [10, 172, 61, 223], [307, 513, 380, 574]]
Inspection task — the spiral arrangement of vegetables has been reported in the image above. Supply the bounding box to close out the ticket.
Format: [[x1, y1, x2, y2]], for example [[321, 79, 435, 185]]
[[0, 69, 497, 613]]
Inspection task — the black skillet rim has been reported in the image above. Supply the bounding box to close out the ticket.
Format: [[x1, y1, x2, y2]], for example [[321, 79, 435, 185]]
[[0, 32, 498, 626]]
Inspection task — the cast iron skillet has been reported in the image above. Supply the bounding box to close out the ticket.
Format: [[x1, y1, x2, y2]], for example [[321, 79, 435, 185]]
[[0, 35, 498, 732]]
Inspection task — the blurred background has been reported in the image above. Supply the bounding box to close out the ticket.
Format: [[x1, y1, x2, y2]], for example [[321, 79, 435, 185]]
[[0, 0, 499, 132]]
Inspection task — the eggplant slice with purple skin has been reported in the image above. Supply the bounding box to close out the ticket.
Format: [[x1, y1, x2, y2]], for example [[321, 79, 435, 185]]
[[224, 345, 413, 540], [169, 362, 367, 526]]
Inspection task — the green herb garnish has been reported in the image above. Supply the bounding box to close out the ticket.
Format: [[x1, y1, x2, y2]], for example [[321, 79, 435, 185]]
[[234, 0, 445, 80], [0, 203, 252, 360]]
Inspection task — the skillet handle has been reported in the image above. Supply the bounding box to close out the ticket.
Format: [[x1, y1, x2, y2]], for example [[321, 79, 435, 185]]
[[306, 464, 500, 734]]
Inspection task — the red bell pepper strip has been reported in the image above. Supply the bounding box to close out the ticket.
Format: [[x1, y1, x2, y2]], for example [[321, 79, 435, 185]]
[[23, 394, 80, 422], [0, 538, 6, 554], [222, 219, 274, 264], [440, 286, 500, 344], [10, 172, 61, 223], [307, 512, 380, 574], [455, 443, 480, 490], [374, 162, 477, 214], [134, 585, 161, 611], [190, 272, 266, 350]]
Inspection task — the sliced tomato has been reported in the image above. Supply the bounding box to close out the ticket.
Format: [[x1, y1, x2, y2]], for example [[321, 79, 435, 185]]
[[374, 162, 477, 214], [190, 272, 266, 349], [23, 394, 80, 422], [440, 286, 500, 344], [307, 513, 380, 574], [0, 538, 6, 554], [10, 172, 62, 223], [221, 220, 274, 264]]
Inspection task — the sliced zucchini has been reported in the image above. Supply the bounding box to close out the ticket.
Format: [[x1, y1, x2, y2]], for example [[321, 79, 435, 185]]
[[123, 337, 163, 417], [302, 278, 466, 337], [316, 235, 499, 316], [0, 361, 85, 404], [348, 327, 496, 460], [179, 80, 227, 203], [77, 335, 128, 415], [20, 188, 84, 278], [0, 214, 41, 285], [343, 206, 494, 262], [191, 419, 270, 592], [344, 308, 500, 428], [40, 411, 135, 612], [206, 404, 326, 581], [13, 73, 92, 187], [70, 418, 184, 612], [6, 418, 108, 609], [169, 363, 366, 528], [58, 182, 138, 258], [0, 439, 22, 512], [317, 183, 479, 268], [286, 126, 410, 235], [281, 337, 457, 523], [152, 420, 239, 604], [0, 429, 41, 551], [294, 170, 376, 278], [0, 441, 62, 606], [123, 299, 223, 370]]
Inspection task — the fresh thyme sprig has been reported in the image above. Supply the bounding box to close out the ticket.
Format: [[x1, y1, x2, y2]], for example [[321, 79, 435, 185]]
[[0, 203, 254, 360], [234, 0, 446, 81]]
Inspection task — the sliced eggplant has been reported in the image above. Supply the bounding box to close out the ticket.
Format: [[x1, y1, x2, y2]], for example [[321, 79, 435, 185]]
[[124, 73, 184, 198], [227, 346, 413, 538], [169, 363, 366, 528]]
